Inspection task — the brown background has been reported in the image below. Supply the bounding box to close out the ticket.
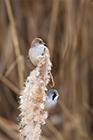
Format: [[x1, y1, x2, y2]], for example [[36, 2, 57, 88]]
[[0, 0, 93, 140]]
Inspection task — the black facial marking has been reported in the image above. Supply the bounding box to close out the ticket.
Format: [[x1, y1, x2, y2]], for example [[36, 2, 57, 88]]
[[52, 92, 57, 100]]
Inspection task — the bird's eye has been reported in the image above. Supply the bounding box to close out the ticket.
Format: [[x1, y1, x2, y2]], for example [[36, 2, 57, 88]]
[[39, 40, 46, 45], [39, 40, 42, 44]]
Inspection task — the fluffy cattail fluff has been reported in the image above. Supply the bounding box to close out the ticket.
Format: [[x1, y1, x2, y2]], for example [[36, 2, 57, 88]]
[[19, 39, 52, 140]]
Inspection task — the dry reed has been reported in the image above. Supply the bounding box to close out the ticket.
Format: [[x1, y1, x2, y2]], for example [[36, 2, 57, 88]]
[[0, 0, 93, 140]]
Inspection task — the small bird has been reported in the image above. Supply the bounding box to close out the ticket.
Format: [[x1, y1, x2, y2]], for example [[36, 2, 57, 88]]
[[28, 38, 49, 66], [28, 38, 55, 88], [45, 89, 59, 109]]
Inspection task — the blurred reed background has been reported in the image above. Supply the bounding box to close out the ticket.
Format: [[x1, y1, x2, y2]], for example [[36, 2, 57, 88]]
[[0, 0, 93, 140]]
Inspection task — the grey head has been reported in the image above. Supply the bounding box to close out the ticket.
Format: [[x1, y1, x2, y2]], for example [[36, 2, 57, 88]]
[[45, 89, 59, 108], [46, 89, 59, 101], [31, 38, 46, 48]]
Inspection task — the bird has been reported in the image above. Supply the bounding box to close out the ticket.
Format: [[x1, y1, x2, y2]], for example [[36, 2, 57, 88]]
[[45, 89, 59, 109], [28, 38, 55, 88], [28, 38, 49, 66]]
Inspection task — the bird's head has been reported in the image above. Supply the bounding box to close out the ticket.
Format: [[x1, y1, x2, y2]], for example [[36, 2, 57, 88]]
[[31, 38, 46, 47], [45, 89, 59, 108]]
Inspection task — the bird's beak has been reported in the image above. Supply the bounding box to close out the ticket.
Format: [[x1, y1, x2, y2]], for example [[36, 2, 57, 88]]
[[57, 92, 59, 97], [43, 42, 46, 45]]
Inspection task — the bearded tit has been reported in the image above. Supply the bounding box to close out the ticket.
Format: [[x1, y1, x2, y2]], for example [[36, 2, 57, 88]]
[[28, 38, 49, 66], [45, 89, 59, 109], [28, 38, 55, 87]]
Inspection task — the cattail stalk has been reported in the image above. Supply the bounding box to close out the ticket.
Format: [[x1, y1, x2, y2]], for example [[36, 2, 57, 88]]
[[19, 48, 52, 140]]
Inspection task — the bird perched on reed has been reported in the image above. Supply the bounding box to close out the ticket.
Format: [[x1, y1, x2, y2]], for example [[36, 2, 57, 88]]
[[28, 38, 55, 87]]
